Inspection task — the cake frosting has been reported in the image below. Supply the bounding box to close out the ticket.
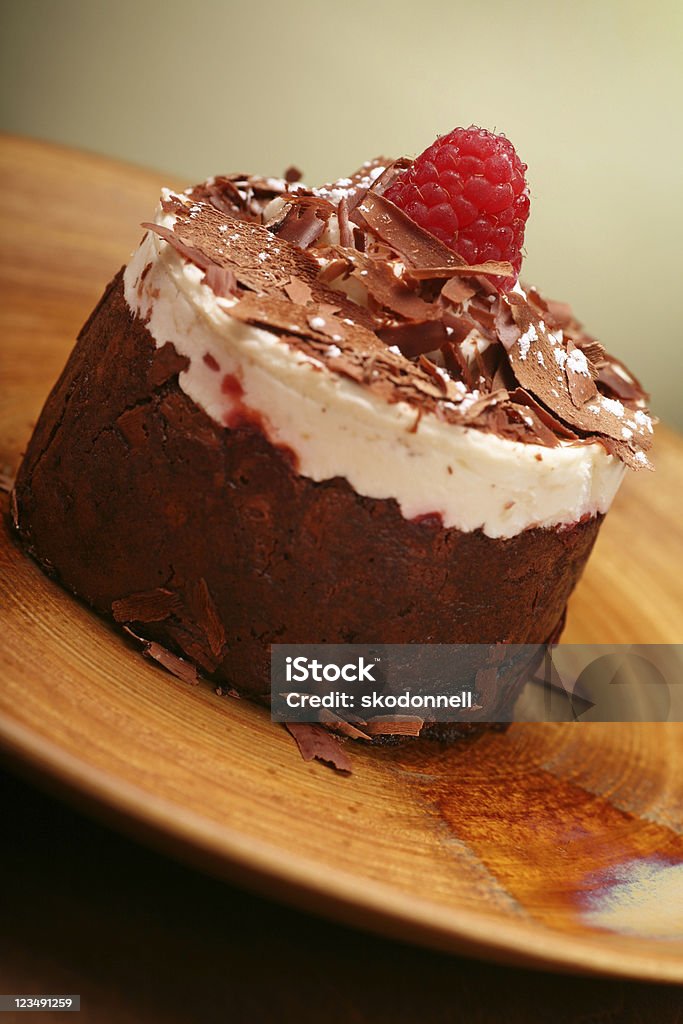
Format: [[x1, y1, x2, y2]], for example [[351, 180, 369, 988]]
[[122, 165, 651, 540]]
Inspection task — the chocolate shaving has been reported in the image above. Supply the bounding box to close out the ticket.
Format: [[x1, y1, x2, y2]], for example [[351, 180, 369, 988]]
[[459, 388, 509, 423], [442, 340, 475, 389], [167, 199, 381, 332], [317, 710, 371, 741], [418, 355, 449, 393], [442, 309, 478, 345], [472, 343, 503, 390], [598, 435, 653, 471], [277, 204, 327, 249], [603, 435, 653, 469], [365, 157, 412, 197], [337, 197, 353, 248], [157, 201, 321, 296], [112, 588, 181, 623], [407, 260, 513, 280], [216, 686, 240, 699], [363, 716, 424, 737], [378, 319, 448, 358], [124, 626, 200, 686], [566, 341, 599, 408], [285, 723, 352, 773], [577, 339, 606, 366], [145, 642, 200, 686], [468, 300, 498, 340], [227, 290, 371, 349], [507, 299, 653, 454], [204, 264, 237, 299], [163, 623, 222, 673], [494, 298, 522, 351], [245, 175, 292, 199], [500, 402, 562, 447], [491, 352, 517, 392], [284, 276, 314, 305], [441, 276, 476, 305], [188, 177, 253, 219], [306, 312, 342, 339], [142, 221, 215, 275], [352, 191, 466, 270], [184, 578, 227, 659], [339, 248, 439, 321], [317, 257, 352, 285], [507, 388, 578, 440], [188, 174, 291, 220]]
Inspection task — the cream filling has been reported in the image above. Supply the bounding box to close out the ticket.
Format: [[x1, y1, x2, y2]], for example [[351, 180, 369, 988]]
[[122, 196, 626, 539]]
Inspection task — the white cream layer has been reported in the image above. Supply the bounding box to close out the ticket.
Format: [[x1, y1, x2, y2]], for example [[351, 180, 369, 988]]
[[122, 197, 626, 539]]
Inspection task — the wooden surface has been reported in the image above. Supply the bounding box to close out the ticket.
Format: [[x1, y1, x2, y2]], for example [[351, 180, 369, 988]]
[[1, 136, 683, 1013]]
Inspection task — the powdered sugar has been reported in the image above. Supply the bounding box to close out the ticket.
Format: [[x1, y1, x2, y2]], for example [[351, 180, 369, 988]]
[[517, 324, 538, 360], [566, 347, 590, 376], [600, 396, 625, 418], [634, 409, 653, 433]]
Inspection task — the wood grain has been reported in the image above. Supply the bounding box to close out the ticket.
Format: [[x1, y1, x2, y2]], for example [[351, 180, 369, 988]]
[[1, 134, 682, 983]]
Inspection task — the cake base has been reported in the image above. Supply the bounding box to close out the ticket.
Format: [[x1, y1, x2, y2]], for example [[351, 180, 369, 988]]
[[14, 271, 602, 721]]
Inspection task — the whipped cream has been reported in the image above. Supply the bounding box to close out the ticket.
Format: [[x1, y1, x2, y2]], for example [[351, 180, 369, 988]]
[[122, 194, 625, 540]]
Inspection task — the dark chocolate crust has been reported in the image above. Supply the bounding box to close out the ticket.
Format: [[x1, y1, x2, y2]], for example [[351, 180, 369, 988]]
[[14, 272, 602, 712]]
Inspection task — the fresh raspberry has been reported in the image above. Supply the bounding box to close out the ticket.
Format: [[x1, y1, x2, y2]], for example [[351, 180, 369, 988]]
[[384, 126, 529, 289]]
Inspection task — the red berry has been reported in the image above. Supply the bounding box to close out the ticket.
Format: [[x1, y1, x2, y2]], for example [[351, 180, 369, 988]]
[[384, 126, 529, 289]]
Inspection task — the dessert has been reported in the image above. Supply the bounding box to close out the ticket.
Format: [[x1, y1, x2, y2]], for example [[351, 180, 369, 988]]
[[12, 127, 653, 737]]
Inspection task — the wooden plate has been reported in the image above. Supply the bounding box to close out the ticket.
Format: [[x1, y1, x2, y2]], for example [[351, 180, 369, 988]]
[[2, 136, 683, 983]]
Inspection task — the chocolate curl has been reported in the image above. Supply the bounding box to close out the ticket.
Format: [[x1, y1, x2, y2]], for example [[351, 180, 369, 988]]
[[285, 723, 352, 773]]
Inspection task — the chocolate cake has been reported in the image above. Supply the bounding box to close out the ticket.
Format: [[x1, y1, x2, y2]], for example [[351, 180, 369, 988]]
[[13, 128, 653, 739]]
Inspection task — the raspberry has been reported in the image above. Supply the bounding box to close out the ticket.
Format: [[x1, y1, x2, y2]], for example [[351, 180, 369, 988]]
[[384, 126, 529, 289]]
